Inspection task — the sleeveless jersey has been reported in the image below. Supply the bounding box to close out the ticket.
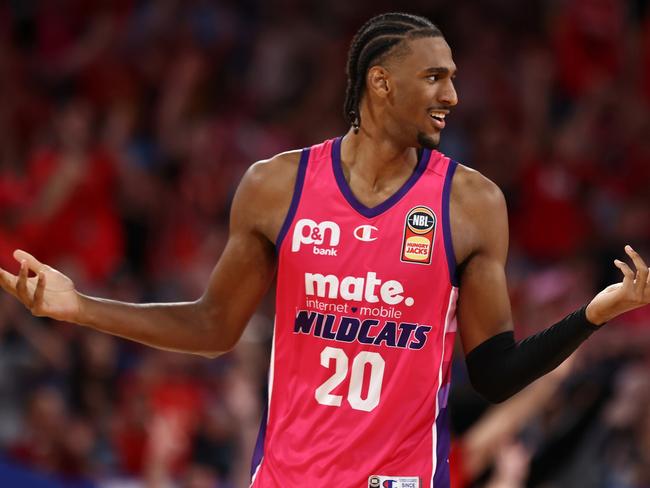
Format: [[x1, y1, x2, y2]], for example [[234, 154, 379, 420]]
[[251, 137, 459, 488]]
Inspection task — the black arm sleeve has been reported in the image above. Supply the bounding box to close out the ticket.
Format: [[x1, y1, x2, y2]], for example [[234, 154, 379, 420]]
[[465, 306, 600, 403]]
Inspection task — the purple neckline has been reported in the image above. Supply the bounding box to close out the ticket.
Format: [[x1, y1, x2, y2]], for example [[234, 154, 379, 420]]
[[331, 136, 430, 219]]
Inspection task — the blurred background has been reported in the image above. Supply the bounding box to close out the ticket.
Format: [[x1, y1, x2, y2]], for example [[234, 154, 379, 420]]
[[0, 0, 648, 487]]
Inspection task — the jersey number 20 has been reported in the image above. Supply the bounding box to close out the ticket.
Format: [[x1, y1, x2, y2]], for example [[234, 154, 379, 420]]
[[315, 346, 385, 412]]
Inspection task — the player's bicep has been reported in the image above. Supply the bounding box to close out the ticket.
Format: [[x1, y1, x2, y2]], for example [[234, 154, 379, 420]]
[[198, 166, 278, 349], [456, 178, 513, 354], [457, 253, 513, 353]]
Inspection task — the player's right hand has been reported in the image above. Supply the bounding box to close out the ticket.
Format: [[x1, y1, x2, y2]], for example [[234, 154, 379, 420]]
[[0, 250, 80, 323]]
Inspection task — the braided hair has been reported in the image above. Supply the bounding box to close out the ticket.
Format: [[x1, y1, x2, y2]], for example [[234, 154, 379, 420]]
[[344, 13, 443, 133]]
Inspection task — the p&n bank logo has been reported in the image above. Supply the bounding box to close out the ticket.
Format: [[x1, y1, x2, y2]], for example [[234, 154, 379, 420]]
[[292, 219, 340, 256]]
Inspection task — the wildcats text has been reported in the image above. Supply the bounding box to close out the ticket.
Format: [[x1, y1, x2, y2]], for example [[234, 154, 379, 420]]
[[293, 310, 431, 350]]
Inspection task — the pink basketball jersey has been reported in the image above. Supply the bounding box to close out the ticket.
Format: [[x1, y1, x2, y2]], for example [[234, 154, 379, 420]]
[[251, 137, 459, 488]]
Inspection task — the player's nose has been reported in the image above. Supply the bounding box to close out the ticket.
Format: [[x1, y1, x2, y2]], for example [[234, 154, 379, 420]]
[[437, 79, 458, 106]]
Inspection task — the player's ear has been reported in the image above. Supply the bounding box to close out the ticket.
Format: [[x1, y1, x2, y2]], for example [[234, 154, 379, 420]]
[[367, 66, 391, 100]]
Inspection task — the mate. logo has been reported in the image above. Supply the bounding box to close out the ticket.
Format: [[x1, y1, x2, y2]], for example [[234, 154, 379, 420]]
[[400, 206, 436, 265]]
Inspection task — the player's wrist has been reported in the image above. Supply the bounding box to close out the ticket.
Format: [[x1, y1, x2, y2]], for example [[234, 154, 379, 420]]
[[73, 292, 93, 326], [584, 302, 607, 327]]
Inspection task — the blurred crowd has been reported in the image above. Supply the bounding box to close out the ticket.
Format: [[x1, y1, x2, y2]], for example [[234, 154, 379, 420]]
[[0, 0, 648, 487]]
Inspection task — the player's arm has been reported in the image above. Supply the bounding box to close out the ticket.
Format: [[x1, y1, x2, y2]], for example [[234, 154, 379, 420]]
[[451, 166, 650, 403], [0, 152, 299, 357]]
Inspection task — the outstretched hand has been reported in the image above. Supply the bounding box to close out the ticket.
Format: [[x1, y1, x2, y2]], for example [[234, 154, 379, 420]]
[[0, 250, 80, 322], [586, 245, 650, 325]]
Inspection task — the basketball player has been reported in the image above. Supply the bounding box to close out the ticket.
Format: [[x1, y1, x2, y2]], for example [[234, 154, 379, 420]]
[[1, 13, 648, 488]]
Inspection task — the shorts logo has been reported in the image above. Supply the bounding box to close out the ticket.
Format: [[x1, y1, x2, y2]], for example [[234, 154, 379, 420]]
[[354, 224, 378, 242], [400, 206, 436, 265], [368, 476, 420, 488], [292, 219, 340, 255], [368, 477, 381, 488]]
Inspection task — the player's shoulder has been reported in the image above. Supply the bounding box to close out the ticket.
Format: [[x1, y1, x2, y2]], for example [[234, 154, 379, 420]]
[[451, 163, 506, 216], [232, 149, 304, 240], [448, 163, 509, 262], [242, 149, 303, 195]]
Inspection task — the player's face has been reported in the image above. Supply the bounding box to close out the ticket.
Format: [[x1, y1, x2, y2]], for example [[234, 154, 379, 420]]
[[385, 36, 458, 149]]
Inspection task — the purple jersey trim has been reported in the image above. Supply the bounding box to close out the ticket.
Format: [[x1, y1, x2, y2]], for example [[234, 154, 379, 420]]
[[275, 148, 310, 250], [433, 402, 451, 487], [250, 405, 268, 477], [331, 136, 430, 219], [442, 160, 459, 287]]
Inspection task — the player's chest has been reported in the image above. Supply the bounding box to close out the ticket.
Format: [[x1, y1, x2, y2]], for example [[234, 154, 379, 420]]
[[284, 203, 444, 280]]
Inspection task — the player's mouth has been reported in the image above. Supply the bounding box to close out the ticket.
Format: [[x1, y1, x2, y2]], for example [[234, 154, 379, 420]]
[[428, 109, 448, 130]]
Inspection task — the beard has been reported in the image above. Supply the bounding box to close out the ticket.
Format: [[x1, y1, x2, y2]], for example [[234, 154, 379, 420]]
[[417, 131, 440, 150]]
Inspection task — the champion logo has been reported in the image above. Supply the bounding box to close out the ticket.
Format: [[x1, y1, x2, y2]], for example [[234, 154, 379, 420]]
[[354, 224, 378, 242]]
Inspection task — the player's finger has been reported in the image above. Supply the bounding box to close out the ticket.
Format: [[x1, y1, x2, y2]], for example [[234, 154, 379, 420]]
[[13, 249, 44, 273], [614, 259, 635, 287], [32, 272, 46, 313], [16, 260, 30, 303], [0, 267, 19, 297], [625, 245, 648, 295]]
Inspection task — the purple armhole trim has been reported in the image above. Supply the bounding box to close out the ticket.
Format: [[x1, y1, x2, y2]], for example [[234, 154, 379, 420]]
[[275, 147, 310, 250], [442, 160, 459, 287], [332, 136, 430, 218], [250, 404, 268, 477]]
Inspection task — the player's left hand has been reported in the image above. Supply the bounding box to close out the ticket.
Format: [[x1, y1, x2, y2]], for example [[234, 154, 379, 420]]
[[586, 245, 650, 325]]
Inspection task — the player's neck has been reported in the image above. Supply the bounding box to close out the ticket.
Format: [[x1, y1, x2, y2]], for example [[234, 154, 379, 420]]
[[340, 129, 420, 189]]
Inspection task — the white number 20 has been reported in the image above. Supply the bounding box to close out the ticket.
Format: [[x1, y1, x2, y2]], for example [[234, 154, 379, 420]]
[[314, 347, 385, 412]]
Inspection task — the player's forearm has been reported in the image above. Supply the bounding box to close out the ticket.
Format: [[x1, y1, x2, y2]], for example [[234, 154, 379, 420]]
[[465, 307, 598, 403], [75, 294, 230, 357]]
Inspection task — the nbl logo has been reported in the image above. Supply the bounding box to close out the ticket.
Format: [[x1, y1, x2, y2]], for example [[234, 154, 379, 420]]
[[408, 209, 434, 233], [400, 206, 436, 265], [292, 219, 340, 255]]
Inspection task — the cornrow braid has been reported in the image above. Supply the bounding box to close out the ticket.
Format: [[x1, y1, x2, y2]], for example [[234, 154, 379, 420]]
[[344, 13, 443, 133]]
